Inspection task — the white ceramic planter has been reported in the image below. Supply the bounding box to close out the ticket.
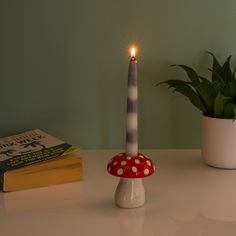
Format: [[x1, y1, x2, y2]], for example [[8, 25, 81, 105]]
[[202, 115, 236, 168], [115, 178, 145, 208]]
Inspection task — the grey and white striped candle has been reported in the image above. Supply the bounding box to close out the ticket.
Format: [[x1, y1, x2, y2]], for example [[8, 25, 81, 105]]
[[126, 47, 138, 157]]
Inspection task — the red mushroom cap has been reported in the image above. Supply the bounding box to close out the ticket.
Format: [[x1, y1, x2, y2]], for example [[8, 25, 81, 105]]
[[107, 153, 155, 178]]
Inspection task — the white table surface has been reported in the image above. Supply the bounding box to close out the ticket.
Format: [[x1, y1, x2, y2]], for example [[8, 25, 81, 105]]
[[1, 149, 236, 236]]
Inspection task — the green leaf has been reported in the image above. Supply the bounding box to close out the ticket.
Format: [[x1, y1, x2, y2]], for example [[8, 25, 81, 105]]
[[199, 76, 209, 83], [213, 93, 232, 118], [233, 65, 236, 80], [207, 52, 234, 83], [206, 51, 222, 82], [157, 80, 207, 112], [221, 55, 233, 82], [208, 68, 225, 83], [172, 64, 200, 86], [196, 81, 217, 114], [221, 82, 236, 97], [208, 68, 226, 93], [223, 103, 236, 119], [233, 65, 236, 74], [212, 80, 224, 93]]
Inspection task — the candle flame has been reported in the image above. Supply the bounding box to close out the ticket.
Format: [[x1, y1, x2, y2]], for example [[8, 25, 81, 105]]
[[131, 47, 136, 58]]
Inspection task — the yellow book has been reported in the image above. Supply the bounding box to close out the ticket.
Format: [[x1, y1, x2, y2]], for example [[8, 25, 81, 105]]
[[0, 129, 82, 191]]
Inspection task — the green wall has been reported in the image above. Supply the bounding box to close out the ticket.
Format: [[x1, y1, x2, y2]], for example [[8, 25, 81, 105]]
[[1, 0, 236, 148]]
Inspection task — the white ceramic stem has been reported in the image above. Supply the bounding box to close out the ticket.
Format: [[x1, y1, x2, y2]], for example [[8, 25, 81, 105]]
[[115, 178, 145, 208]]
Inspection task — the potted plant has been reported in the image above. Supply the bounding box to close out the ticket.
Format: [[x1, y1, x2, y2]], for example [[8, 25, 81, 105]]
[[157, 52, 236, 168]]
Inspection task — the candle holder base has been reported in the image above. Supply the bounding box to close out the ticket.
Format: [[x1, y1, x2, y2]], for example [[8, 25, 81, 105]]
[[107, 152, 155, 209], [115, 178, 145, 209]]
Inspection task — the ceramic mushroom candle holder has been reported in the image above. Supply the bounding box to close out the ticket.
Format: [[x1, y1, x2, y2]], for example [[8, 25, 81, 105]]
[[107, 153, 155, 208]]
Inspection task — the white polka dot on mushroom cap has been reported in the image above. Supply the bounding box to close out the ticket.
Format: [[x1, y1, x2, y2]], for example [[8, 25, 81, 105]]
[[113, 161, 117, 166], [132, 166, 137, 173], [117, 168, 123, 175], [108, 167, 111, 172], [146, 160, 151, 166], [126, 156, 132, 160], [121, 161, 127, 166], [144, 169, 149, 175], [138, 155, 144, 158], [135, 159, 140, 164]]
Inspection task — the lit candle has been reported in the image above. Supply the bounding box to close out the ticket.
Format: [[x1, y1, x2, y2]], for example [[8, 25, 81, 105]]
[[126, 46, 138, 157], [107, 48, 155, 208]]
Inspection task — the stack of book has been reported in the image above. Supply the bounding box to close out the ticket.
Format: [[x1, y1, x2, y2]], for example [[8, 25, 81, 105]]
[[0, 129, 82, 191]]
